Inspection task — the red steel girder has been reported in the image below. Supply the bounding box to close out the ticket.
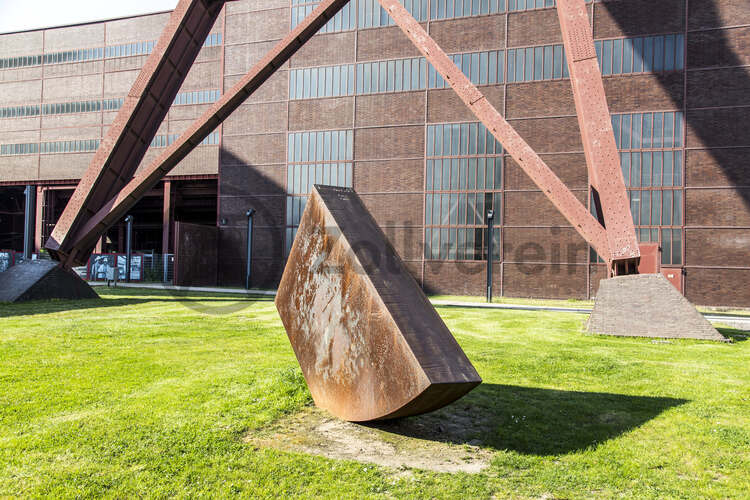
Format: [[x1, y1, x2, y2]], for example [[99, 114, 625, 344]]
[[375, 0, 613, 262], [46, 0, 227, 266], [556, 0, 640, 271], [58, 0, 354, 260]]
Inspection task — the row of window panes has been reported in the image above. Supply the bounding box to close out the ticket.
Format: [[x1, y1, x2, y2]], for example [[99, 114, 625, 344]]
[[287, 163, 353, 199], [289, 0, 594, 31], [150, 131, 220, 148], [173, 89, 221, 106], [426, 157, 502, 192], [425, 226, 501, 260], [427, 122, 504, 157], [429, 50, 506, 88], [356, 58, 427, 94], [612, 111, 684, 150], [621, 151, 682, 188], [0, 34, 221, 70], [359, 0, 427, 28], [289, 65, 355, 99], [1, 89, 218, 120], [508, 0, 591, 11], [431, 0, 505, 20], [287, 130, 354, 163], [627, 189, 683, 227], [595, 34, 684, 76], [0, 139, 100, 155], [1, 132, 219, 156], [507, 44, 569, 82], [291, 1, 357, 32], [293, 37, 687, 100]]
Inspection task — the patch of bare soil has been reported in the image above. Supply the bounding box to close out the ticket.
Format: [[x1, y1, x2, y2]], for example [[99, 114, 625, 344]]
[[246, 407, 494, 474]]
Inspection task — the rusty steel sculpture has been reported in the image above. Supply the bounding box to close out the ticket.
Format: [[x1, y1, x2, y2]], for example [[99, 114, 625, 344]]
[[276, 186, 481, 421], [11, 0, 720, 414]]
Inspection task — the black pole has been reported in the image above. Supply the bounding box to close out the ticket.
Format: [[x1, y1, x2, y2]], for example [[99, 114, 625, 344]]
[[486, 209, 494, 303], [246, 209, 256, 290], [124, 215, 133, 282], [23, 185, 36, 260]]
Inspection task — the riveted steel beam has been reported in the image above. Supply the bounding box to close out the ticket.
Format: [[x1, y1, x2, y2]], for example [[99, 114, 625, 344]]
[[45, 0, 228, 266], [375, 0, 613, 263], [60, 0, 354, 260], [556, 0, 640, 274]]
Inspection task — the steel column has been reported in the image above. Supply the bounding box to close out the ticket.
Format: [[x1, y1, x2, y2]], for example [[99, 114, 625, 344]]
[[162, 180, 172, 254], [245, 208, 255, 290], [124, 215, 133, 282], [486, 209, 494, 303], [23, 185, 36, 260], [555, 0, 640, 273]]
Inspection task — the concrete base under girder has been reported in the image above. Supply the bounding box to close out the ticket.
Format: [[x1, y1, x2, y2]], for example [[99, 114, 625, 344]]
[[587, 274, 728, 342], [0, 260, 98, 303]]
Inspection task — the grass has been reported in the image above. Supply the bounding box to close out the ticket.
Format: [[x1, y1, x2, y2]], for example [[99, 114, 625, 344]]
[[0, 288, 748, 498]]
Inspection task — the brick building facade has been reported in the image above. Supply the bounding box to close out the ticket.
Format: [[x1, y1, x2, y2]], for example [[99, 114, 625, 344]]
[[0, 0, 748, 306]]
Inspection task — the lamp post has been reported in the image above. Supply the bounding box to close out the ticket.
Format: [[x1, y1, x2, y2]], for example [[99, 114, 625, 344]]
[[245, 208, 256, 290], [486, 209, 494, 303], [124, 215, 133, 282], [23, 185, 36, 260]]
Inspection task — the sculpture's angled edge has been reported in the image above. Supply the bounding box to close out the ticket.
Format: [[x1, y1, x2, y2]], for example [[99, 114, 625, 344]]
[[275, 185, 481, 422]]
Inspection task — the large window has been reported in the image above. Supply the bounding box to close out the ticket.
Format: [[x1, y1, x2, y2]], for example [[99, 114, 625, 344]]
[[508, 0, 591, 11], [285, 130, 354, 253], [359, 0, 427, 28], [289, 64, 355, 99], [595, 34, 684, 76], [291, 0, 357, 32], [429, 50, 505, 88], [430, 0, 505, 21], [506, 44, 568, 82], [0, 34, 220, 71], [425, 122, 503, 261], [356, 57, 427, 94], [1, 90, 219, 120]]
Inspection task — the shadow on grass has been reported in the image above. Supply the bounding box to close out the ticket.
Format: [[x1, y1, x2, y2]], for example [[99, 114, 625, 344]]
[[0, 292, 274, 318], [716, 327, 748, 343], [369, 384, 687, 456]]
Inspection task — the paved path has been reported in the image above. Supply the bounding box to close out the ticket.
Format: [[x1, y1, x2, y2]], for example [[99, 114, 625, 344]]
[[90, 282, 750, 331]]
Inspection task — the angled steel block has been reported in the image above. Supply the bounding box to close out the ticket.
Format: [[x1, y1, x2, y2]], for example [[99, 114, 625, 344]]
[[276, 186, 481, 422]]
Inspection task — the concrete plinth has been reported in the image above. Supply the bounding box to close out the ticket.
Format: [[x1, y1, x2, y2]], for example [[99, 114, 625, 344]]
[[587, 274, 728, 341], [0, 260, 98, 303]]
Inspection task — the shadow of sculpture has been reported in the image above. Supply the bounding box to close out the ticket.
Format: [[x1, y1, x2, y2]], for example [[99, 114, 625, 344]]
[[369, 383, 687, 456]]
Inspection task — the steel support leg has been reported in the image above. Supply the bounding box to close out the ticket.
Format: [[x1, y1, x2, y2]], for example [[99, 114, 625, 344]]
[[556, 0, 640, 274], [375, 0, 613, 262]]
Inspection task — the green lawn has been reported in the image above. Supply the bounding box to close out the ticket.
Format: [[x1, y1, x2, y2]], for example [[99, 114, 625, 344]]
[[0, 288, 748, 498]]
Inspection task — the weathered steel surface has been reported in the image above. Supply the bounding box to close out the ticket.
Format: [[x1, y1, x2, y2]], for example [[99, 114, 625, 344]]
[[556, 0, 640, 272], [58, 0, 354, 264], [276, 186, 481, 421], [376, 0, 613, 263], [588, 274, 727, 341], [46, 0, 227, 267]]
